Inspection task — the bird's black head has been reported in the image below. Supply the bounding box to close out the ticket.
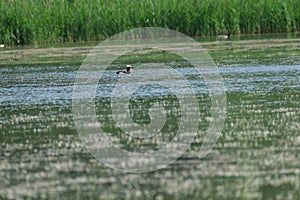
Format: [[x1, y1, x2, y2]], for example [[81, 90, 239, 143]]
[[126, 65, 132, 72]]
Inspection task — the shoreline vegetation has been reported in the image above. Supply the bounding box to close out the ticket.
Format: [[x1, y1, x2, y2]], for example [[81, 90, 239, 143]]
[[1, 0, 300, 45]]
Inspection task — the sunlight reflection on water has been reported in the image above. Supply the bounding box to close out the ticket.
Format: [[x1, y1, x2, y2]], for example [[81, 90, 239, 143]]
[[0, 63, 299, 199]]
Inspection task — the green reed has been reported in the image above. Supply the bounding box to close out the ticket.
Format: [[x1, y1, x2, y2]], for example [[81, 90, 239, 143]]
[[0, 0, 299, 45]]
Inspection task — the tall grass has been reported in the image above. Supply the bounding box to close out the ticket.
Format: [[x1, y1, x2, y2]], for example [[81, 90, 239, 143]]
[[0, 0, 300, 45]]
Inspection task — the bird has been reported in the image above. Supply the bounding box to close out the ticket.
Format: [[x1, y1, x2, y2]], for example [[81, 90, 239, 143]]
[[0, 44, 4, 48], [116, 65, 133, 74], [217, 33, 231, 39]]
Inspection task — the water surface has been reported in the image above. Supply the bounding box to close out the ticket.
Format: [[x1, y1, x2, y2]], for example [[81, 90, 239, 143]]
[[0, 61, 299, 199]]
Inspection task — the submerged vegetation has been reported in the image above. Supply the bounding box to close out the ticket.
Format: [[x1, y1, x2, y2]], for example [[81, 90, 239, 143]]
[[0, 0, 300, 45], [1, 37, 300, 66]]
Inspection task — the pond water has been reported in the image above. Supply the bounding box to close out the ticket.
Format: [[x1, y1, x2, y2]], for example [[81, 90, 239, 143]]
[[0, 60, 300, 199]]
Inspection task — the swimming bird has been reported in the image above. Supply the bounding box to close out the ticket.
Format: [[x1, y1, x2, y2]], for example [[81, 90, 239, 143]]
[[217, 33, 231, 39], [117, 65, 133, 74]]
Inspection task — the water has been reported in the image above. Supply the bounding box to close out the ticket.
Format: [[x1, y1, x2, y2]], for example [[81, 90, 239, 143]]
[[1, 62, 300, 199]]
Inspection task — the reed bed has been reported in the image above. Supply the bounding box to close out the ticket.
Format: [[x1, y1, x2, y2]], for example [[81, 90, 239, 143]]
[[0, 0, 299, 45]]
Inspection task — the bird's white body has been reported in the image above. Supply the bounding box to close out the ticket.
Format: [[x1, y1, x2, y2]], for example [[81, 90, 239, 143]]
[[217, 34, 231, 39]]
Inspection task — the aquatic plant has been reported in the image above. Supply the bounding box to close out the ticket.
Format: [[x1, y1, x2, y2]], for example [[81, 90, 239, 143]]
[[0, 0, 299, 44]]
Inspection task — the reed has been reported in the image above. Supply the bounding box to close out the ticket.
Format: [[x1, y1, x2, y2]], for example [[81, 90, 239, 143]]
[[0, 0, 299, 45]]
